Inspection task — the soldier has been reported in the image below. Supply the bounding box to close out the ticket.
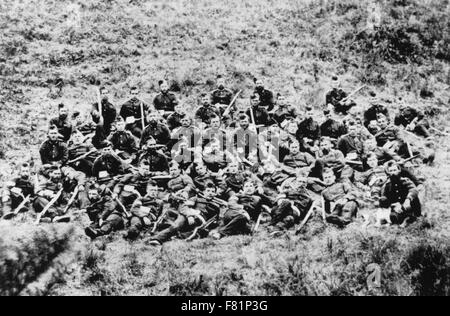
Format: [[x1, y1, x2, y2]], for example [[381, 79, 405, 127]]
[[213, 198, 251, 239], [126, 182, 164, 240], [67, 130, 98, 177], [355, 153, 388, 204], [194, 93, 221, 126], [320, 108, 347, 140], [192, 163, 227, 196], [167, 104, 187, 131], [375, 114, 401, 147], [1, 163, 35, 218], [234, 180, 268, 221], [271, 176, 313, 230], [119, 86, 150, 138], [232, 115, 258, 161], [108, 117, 138, 160], [92, 142, 128, 187], [167, 162, 195, 195], [39, 125, 69, 166], [363, 91, 389, 127], [153, 80, 178, 116], [203, 139, 233, 173], [137, 137, 169, 175], [271, 93, 298, 127], [84, 184, 125, 240], [140, 111, 171, 148], [148, 182, 221, 246], [362, 137, 401, 166], [33, 166, 70, 223], [211, 75, 233, 107], [49, 103, 73, 142], [394, 105, 430, 138], [259, 159, 292, 199], [337, 121, 365, 169], [380, 161, 421, 225], [253, 78, 275, 111], [91, 86, 117, 135], [325, 76, 356, 115], [202, 115, 227, 149], [282, 141, 316, 176], [247, 93, 271, 127], [296, 105, 321, 154], [311, 137, 348, 181], [72, 111, 97, 137], [322, 168, 359, 227]]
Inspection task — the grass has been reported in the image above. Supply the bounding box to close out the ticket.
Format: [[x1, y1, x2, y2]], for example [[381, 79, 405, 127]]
[[0, 0, 449, 296]]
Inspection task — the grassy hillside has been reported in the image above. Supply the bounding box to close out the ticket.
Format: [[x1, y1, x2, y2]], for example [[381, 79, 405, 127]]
[[0, 0, 449, 295]]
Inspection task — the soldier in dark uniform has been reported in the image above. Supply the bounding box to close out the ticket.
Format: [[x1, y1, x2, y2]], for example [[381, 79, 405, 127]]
[[39, 126, 69, 166], [195, 94, 221, 126], [247, 93, 271, 127], [320, 108, 347, 140], [119, 86, 150, 138], [363, 91, 389, 127], [326, 76, 356, 115], [167, 104, 187, 131], [271, 93, 298, 127], [140, 112, 171, 148], [253, 78, 275, 111], [153, 80, 178, 116], [296, 106, 321, 154], [91, 86, 117, 135], [49, 103, 73, 142], [108, 118, 138, 160], [211, 75, 233, 107]]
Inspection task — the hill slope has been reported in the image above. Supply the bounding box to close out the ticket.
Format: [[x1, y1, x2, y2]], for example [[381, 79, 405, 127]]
[[0, 0, 449, 296]]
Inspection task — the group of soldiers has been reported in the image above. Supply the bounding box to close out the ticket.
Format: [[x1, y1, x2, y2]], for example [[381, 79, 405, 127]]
[[0, 75, 434, 246]]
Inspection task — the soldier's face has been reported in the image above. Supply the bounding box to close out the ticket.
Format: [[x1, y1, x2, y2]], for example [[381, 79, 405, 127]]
[[130, 89, 139, 96], [101, 90, 109, 100], [323, 171, 336, 186], [251, 97, 260, 106], [160, 83, 169, 93], [287, 123, 298, 135], [50, 170, 62, 181], [320, 140, 332, 152], [228, 163, 239, 174], [240, 118, 249, 129], [294, 178, 307, 190], [365, 139, 377, 150], [378, 117, 388, 129], [20, 167, 30, 179], [289, 143, 300, 155], [195, 164, 207, 176], [202, 96, 210, 106], [324, 112, 332, 120], [387, 165, 401, 178], [348, 125, 358, 137], [175, 105, 183, 114], [263, 162, 276, 174], [211, 118, 221, 129], [139, 164, 150, 175], [116, 121, 126, 132], [204, 187, 216, 199], [147, 186, 159, 198], [88, 190, 100, 201], [217, 79, 225, 89], [59, 108, 68, 120], [367, 156, 378, 168], [72, 133, 84, 144], [278, 96, 287, 106], [148, 113, 158, 123], [49, 130, 59, 141], [170, 166, 181, 177], [243, 182, 256, 195], [181, 118, 191, 127], [331, 80, 340, 89], [255, 80, 264, 89], [305, 108, 313, 119]]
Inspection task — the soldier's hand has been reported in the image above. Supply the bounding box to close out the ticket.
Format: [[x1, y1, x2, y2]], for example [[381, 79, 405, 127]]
[[402, 199, 411, 212]]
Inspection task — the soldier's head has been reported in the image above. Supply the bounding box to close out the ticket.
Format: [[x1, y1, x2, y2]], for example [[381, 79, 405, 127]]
[[368, 91, 378, 104], [174, 104, 184, 115], [364, 138, 377, 151], [250, 93, 260, 107], [239, 114, 250, 129], [147, 111, 159, 124], [209, 138, 221, 152], [100, 141, 113, 154], [58, 104, 69, 120], [386, 161, 401, 179], [277, 93, 288, 107], [19, 163, 31, 179], [217, 75, 226, 90], [320, 137, 333, 154], [169, 162, 181, 177], [100, 87, 109, 101], [210, 115, 221, 129], [289, 141, 300, 155], [324, 108, 333, 121], [130, 86, 139, 97], [72, 111, 83, 125], [145, 137, 157, 150], [293, 176, 308, 190], [116, 118, 126, 132], [227, 161, 240, 174], [331, 75, 340, 89], [71, 130, 84, 145], [368, 120, 379, 131], [347, 121, 359, 137], [377, 114, 388, 129], [48, 166, 62, 182], [323, 168, 336, 186], [138, 160, 151, 175], [195, 163, 208, 176], [181, 116, 192, 128], [262, 159, 277, 174], [366, 153, 379, 169], [146, 182, 159, 198], [305, 106, 314, 119], [48, 126, 59, 141], [286, 121, 298, 135], [243, 180, 256, 195], [254, 78, 264, 90], [203, 182, 217, 199], [159, 80, 169, 93], [87, 185, 101, 202], [201, 93, 211, 107]]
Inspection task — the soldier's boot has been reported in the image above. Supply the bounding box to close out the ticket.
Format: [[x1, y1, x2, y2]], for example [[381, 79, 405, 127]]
[[85, 227, 100, 240]]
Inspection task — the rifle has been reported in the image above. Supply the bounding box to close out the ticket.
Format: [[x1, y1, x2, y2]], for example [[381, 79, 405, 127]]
[[186, 215, 219, 241], [96, 87, 103, 122], [152, 208, 169, 233], [296, 201, 318, 235], [35, 189, 64, 224], [115, 197, 132, 218], [223, 90, 242, 117], [62, 186, 80, 214], [339, 85, 366, 104], [253, 206, 271, 233], [2, 195, 30, 220], [346, 160, 363, 166], [140, 101, 146, 131], [67, 149, 98, 165]]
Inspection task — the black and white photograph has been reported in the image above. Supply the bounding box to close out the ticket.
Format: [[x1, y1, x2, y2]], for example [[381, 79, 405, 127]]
[[0, 0, 449, 299]]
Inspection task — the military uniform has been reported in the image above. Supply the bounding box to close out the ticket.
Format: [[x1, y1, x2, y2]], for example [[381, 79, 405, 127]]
[[195, 105, 221, 125], [49, 117, 73, 142], [108, 130, 138, 159], [247, 106, 271, 127], [33, 178, 68, 220], [85, 195, 124, 239], [254, 88, 275, 111], [119, 97, 150, 137], [364, 103, 389, 127], [67, 143, 98, 176], [323, 182, 358, 225], [211, 88, 233, 106], [153, 92, 178, 113], [283, 152, 315, 173], [1, 177, 35, 216], [166, 112, 184, 131], [320, 119, 347, 140], [271, 106, 298, 127], [39, 139, 69, 165], [326, 88, 356, 115], [127, 195, 164, 239], [91, 100, 117, 135], [140, 122, 171, 148]]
